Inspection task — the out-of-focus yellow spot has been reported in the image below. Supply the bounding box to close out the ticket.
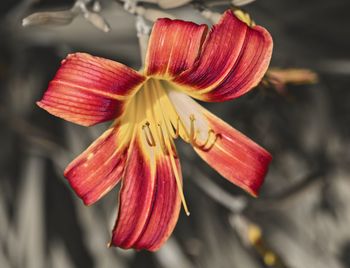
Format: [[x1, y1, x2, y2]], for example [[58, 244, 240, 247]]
[[267, 68, 319, 86], [264, 251, 277, 266], [248, 224, 262, 244]]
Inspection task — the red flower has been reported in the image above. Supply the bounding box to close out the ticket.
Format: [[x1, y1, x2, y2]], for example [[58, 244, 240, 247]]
[[37, 10, 273, 251]]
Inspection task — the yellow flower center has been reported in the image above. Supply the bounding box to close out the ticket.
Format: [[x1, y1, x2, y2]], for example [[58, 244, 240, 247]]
[[120, 79, 219, 215]]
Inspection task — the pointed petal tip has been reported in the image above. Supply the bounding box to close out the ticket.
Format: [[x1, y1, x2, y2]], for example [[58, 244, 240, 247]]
[[243, 181, 262, 198], [36, 100, 42, 108], [193, 105, 272, 197], [239, 149, 272, 197], [36, 100, 95, 127]]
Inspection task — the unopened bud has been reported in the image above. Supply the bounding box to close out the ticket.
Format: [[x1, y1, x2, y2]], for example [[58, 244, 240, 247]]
[[267, 68, 319, 86], [22, 10, 76, 27]]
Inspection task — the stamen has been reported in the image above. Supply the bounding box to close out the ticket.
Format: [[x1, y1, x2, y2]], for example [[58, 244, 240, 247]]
[[167, 140, 190, 216], [157, 123, 169, 155], [142, 122, 156, 147], [157, 123, 178, 158], [203, 131, 221, 150], [141, 81, 190, 216], [170, 116, 180, 139], [169, 140, 178, 158], [196, 130, 222, 151], [200, 129, 216, 148], [189, 114, 197, 143], [180, 114, 220, 150]]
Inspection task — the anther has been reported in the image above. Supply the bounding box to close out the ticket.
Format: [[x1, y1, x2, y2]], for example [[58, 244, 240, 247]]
[[142, 121, 156, 147], [189, 114, 197, 143]]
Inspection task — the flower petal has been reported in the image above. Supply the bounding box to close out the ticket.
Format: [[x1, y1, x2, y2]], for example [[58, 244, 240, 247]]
[[145, 18, 207, 78], [132, 154, 181, 251], [174, 10, 273, 102], [194, 106, 272, 196], [111, 132, 181, 251], [37, 53, 146, 126], [64, 123, 130, 205]]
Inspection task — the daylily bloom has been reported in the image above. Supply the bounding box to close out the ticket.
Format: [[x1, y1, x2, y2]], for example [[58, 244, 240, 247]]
[[37, 10, 273, 251]]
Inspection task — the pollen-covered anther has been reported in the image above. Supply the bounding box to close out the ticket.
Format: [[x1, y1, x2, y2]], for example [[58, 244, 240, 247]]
[[142, 121, 156, 147]]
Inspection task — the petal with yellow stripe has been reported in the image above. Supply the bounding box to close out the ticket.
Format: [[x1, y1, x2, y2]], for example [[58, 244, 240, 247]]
[[111, 128, 181, 250], [64, 122, 131, 205], [145, 19, 207, 79], [37, 53, 146, 126]]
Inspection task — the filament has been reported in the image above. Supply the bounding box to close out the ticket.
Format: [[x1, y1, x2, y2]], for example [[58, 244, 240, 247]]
[[137, 80, 222, 217], [157, 123, 169, 155], [142, 116, 219, 150], [166, 136, 190, 216]]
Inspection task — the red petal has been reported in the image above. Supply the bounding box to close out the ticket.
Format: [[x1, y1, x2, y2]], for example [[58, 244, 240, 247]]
[[64, 124, 129, 205], [145, 18, 207, 78], [174, 10, 273, 102], [132, 155, 181, 251], [194, 107, 272, 196], [37, 53, 145, 126], [111, 133, 181, 250]]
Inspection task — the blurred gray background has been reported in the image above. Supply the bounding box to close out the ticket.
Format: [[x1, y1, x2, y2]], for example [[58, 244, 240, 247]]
[[1, 0, 350, 267]]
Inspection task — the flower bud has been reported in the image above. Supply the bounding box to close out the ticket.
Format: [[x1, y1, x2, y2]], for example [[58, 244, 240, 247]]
[[22, 10, 76, 27]]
